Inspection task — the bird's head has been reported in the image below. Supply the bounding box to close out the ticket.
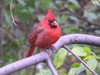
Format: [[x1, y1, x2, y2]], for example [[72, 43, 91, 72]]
[[44, 9, 59, 28]]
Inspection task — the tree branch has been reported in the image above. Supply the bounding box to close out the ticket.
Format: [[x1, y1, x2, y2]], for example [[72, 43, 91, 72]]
[[46, 56, 58, 75], [0, 52, 48, 75], [0, 34, 100, 75]]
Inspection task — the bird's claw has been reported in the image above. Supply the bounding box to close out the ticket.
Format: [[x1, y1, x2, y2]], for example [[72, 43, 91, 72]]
[[44, 46, 56, 56], [50, 46, 56, 51]]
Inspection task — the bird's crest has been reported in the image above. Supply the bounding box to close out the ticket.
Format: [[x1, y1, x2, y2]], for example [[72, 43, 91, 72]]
[[46, 9, 56, 21]]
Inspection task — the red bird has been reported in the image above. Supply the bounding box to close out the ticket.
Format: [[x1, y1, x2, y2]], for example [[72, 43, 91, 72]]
[[26, 9, 61, 57]]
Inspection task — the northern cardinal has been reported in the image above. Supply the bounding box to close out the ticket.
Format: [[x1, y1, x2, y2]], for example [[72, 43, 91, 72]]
[[26, 9, 61, 57]]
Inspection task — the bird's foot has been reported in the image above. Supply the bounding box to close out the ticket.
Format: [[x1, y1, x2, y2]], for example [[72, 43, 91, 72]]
[[50, 46, 56, 51], [44, 46, 56, 55]]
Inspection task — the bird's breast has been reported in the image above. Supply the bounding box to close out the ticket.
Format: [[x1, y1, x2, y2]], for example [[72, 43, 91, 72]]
[[35, 27, 61, 48]]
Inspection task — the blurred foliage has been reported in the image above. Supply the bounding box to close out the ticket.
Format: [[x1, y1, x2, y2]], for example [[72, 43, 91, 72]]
[[0, 0, 100, 75], [36, 69, 52, 75]]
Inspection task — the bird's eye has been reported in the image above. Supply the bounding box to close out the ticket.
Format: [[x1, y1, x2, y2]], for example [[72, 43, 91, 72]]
[[48, 20, 57, 28], [48, 20, 53, 24]]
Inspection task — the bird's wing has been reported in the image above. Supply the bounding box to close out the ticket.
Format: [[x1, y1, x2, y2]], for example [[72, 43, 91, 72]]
[[29, 24, 45, 46]]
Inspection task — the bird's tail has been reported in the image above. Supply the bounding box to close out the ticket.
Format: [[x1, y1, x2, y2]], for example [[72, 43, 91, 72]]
[[26, 45, 35, 57]]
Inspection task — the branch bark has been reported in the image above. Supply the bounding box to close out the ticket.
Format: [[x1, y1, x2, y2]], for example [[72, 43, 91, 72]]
[[46, 56, 58, 75], [0, 34, 100, 75]]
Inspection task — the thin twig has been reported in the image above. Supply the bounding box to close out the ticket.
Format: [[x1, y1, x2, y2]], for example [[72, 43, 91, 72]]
[[46, 56, 58, 75], [10, 0, 17, 26], [63, 45, 97, 75]]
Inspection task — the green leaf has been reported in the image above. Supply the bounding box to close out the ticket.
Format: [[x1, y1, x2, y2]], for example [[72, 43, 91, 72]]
[[92, 0, 100, 4], [83, 55, 96, 61], [68, 0, 80, 9], [68, 68, 77, 75], [96, 63, 100, 74], [36, 69, 52, 75], [83, 46, 91, 55], [58, 68, 68, 75], [63, 26, 80, 34], [19, 70, 30, 75], [71, 63, 80, 68], [20, 9, 28, 13], [54, 48, 67, 68], [68, 4, 79, 9], [71, 46, 87, 56], [76, 65, 85, 74], [86, 58, 98, 75], [69, 65, 85, 75], [57, 15, 68, 24], [69, 0, 80, 8], [17, 0, 26, 6], [70, 16, 79, 23], [10, 40, 19, 50], [83, 11, 97, 21], [37, 15, 44, 21]]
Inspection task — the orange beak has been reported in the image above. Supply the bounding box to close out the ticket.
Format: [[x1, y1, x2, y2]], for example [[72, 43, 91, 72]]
[[51, 21, 58, 27]]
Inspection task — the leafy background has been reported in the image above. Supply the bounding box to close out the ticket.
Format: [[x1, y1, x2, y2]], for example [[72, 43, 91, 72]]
[[0, 0, 100, 75]]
